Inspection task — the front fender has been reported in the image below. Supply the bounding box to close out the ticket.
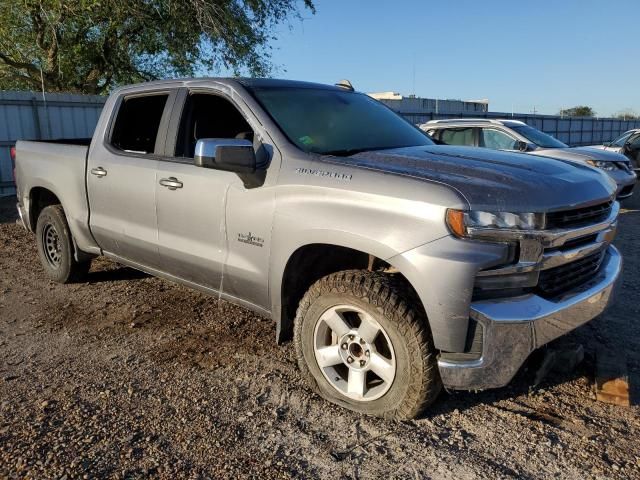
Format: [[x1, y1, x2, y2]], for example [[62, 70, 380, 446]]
[[387, 236, 508, 352]]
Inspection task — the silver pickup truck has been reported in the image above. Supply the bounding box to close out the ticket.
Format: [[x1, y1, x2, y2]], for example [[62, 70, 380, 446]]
[[15, 78, 622, 419]]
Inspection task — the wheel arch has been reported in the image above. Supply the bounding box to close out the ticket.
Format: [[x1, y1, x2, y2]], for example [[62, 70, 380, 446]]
[[28, 186, 62, 231], [273, 241, 426, 345], [28, 185, 95, 262]]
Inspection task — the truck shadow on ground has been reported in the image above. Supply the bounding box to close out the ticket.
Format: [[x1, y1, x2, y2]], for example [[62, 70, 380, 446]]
[[86, 266, 150, 283]]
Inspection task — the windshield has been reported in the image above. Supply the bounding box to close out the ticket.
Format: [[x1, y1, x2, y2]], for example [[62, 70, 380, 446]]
[[247, 87, 434, 155], [611, 131, 633, 147], [511, 125, 568, 149]]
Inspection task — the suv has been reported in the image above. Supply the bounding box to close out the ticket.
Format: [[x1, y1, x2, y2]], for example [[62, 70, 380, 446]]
[[422, 119, 637, 199], [589, 129, 640, 170]]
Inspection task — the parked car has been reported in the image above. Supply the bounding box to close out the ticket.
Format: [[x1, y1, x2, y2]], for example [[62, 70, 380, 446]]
[[14, 78, 621, 419], [588, 129, 640, 171], [421, 119, 637, 199]]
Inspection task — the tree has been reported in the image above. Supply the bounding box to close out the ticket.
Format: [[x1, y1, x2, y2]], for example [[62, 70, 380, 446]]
[[614, 109, 640, 120], [558, 106, 596, 117], [0, 0, 315, 94]]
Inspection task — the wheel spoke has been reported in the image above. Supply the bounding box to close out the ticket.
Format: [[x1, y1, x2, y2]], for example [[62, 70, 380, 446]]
[[347, 369, 366, 397], [315, 345, 342, 368], [321, 309, 351, 337], [369, 352, 395, 384], [357, 315, 380, 344]]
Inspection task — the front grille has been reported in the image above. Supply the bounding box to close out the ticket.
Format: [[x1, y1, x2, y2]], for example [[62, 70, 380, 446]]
[[545, 200, 613, 230], [537, 251, 604, 298]]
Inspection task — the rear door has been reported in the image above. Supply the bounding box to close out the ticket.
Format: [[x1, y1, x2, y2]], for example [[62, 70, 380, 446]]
[[87, 90, 176, 268]]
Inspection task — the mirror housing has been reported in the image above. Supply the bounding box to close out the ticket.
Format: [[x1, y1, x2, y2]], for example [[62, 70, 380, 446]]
[[516, 140, 530, 152], [194, 138, 256, 173]]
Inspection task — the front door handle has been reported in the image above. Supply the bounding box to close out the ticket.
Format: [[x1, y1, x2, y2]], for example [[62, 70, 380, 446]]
[[91, 167, 107, 177], [159, 177, 183, 190]]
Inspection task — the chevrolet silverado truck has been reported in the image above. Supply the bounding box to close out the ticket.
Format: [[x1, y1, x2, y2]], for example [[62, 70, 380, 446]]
[[15, 78, 622, 419]]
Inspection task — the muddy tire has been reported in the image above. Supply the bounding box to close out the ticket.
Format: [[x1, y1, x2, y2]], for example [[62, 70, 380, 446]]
[[35, 205, 90, 284], [294, 270, 441, 420]]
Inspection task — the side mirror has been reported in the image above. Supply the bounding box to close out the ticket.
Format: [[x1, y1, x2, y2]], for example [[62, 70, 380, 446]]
[[194, 138, 256, 173], [516, 140, 530, 152]]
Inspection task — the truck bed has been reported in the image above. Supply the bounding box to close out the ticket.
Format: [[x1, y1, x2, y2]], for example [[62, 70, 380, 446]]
[[14, 139, 98, 254]]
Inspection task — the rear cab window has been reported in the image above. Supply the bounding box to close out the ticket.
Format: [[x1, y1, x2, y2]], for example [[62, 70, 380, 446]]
[[110, 94, 169, 154]]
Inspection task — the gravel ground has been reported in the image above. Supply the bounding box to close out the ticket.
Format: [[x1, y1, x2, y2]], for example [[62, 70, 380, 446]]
[[0, 194, 639, 479]]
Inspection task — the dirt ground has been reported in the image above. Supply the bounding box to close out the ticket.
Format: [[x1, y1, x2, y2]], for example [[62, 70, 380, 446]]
[[0, 194, 639, 480]]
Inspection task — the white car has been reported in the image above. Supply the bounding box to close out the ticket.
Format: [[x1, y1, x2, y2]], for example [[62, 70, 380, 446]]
[[589, 129, 640, 171]]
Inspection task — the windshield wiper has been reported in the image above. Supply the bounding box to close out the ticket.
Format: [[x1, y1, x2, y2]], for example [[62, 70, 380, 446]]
[[322, 146, 393, 157]]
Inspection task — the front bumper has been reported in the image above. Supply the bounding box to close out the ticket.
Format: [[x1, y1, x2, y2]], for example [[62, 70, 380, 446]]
[[609, 169, 636, 199], [438, 245, 621, 390]]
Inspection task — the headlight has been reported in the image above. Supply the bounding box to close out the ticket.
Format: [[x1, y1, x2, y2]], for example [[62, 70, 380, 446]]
[[586, 160, 616, 171], [446, 209, 545, 238]]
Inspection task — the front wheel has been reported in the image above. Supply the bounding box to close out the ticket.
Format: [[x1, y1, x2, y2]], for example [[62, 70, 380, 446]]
[[35, 205, 90, 284], [294, 270, 441, 420]]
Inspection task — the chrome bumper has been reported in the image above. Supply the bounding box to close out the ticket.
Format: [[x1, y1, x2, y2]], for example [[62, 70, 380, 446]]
[[438, 245, 621, 390]]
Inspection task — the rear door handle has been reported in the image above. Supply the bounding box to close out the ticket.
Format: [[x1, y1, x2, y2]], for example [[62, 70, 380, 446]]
[[159, 177, 183, 190], [91, 167, 107, 177]]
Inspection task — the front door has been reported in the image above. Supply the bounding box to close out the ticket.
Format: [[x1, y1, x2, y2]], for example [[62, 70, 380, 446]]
[[154, 90, 258, 291]]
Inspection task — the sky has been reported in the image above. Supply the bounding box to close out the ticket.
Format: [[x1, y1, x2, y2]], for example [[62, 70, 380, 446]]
[[265, 0, 639, 117]]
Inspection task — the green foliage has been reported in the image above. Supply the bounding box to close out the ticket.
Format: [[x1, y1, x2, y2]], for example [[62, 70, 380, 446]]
[[0, 0, 315, 94], [558, 106, 596, 117], [613, 109, 640, 120]]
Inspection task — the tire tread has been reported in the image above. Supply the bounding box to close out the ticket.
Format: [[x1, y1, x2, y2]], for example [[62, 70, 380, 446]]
[[294, 269, 441, 420]]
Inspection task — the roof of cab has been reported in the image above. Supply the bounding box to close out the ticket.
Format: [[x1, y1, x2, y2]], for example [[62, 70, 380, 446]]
[[115, 77, 349, 93], [235, 78, 347, 91]]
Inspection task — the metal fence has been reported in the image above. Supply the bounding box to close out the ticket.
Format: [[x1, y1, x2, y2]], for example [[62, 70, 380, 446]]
[[0, 91, 106, 196], [399, 111, 640, 147]]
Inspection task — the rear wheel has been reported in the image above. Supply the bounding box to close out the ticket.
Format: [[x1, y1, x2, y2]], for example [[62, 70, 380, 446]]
[[35, 205, 90, 283], [294, 270, 441, 419]]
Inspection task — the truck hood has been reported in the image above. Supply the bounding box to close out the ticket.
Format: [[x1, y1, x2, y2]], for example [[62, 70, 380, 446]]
[[584, 144, 614, 151], [533, 146, 630, 163], [328, 145, 616, 212]]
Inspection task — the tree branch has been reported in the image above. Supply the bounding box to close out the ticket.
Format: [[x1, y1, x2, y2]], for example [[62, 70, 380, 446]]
[[0, 52, 40, 74]]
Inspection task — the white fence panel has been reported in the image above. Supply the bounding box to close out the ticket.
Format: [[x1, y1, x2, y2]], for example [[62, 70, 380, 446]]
[[0, 91, 106, 196]]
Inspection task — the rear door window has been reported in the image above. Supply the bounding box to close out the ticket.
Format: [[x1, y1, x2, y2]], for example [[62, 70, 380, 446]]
[[110, 94, 169, 154], [480, 128, 519, 150], [440, 128, 475, 146]]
